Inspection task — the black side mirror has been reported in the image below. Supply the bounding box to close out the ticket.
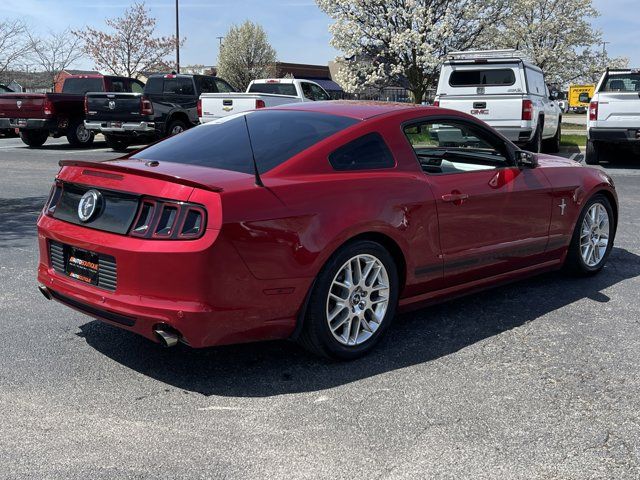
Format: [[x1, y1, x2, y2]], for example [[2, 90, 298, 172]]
[[516, 150, 538, 168], [549, 93, 556, 101]]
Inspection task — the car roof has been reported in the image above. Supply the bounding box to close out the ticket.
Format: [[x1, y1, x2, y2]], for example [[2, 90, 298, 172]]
[[272, 100, 434, 120]]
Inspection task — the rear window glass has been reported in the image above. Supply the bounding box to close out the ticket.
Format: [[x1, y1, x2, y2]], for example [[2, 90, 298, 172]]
[[132, 111, 358, 174], [62, 78, 104, 94], [144, 77, 163, 94], [329, 133, 394, 170], [248, 83, 297, 96], [449, 69, 516, 87], [602, 73, 640, 92]]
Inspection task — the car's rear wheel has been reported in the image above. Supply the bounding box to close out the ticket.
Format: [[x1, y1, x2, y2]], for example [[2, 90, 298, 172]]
[[67, 119, 94, 147], [19, 129, 49, 148], [104, 134, 131, 152], [167, 119, 187, 136], [585, 140, 601, 165], [298, 240, 399, 360], [564, 194, 614, 275]]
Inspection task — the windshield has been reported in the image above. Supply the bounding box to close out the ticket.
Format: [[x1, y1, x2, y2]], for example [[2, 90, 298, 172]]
[[132, 110, 358, 174]]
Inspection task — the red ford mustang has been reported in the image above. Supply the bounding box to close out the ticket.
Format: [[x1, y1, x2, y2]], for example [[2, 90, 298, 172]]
[[37, 102, 617, 359]]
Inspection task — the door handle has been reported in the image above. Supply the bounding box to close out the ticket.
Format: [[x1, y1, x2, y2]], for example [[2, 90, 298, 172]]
[[442, 193, 469, 204]]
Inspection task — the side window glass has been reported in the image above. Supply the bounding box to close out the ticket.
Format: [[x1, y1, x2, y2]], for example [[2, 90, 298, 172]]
[[310, 84, 329, 101], [329, 133, 395, 171], [403, 121, 508, 175], [144, 78, 162, 94], [301, 82, 315, 100], [131, 81, 144, 94], [178, 78, 195, 95], [215, 79, 234, 93]]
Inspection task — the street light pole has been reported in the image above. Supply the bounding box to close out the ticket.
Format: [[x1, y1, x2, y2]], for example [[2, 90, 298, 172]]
[[175, 0, 180, 73]]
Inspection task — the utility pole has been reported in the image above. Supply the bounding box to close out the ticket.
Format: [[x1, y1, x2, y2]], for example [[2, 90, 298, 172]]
[[175, 0, 180, 73], [600, 40, 610, 68], [217, 36, 224, 47]]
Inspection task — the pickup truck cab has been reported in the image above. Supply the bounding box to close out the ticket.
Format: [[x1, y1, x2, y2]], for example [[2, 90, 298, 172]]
[[434, 49, 562, 153], [586, 68, 640, 164], [199, 78, 330, 123], [85, 73, 235, 151], [0, 75, 143, 147]]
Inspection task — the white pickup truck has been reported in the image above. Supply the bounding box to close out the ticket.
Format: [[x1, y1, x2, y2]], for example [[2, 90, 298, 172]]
[[199, 78, 330, 123], [586, 68, 640, 165], [434, 49, 562, 153]]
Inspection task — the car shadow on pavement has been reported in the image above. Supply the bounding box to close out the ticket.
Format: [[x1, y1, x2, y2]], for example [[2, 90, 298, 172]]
[[77, 246, 640, 397], [0, 196, 45, 248]]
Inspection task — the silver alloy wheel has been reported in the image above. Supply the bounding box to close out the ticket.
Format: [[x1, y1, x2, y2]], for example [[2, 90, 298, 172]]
[[580, 202, 610, 267], [326, 254, 390, 346], [171, 124, 184, 135], [77, 124, 91, 143]]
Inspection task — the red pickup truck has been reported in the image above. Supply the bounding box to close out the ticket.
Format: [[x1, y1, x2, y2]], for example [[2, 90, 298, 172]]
[[0, 75, 144, 148]]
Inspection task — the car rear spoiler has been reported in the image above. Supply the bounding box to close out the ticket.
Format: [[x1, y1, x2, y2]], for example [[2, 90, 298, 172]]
[[58, 159, 224, 192]]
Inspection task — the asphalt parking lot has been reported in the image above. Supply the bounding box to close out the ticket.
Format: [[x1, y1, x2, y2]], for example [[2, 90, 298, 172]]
[[1, 136, 639, 479]]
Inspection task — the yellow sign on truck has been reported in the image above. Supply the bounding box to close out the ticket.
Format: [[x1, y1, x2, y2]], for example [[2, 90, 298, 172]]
[[568, 84, 595, 111]]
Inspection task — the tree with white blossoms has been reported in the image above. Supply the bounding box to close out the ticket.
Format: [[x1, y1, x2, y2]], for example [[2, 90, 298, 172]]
[[217, 21, 277, 91], [317, 0, 508, 103], [489, 0, 628, 86]]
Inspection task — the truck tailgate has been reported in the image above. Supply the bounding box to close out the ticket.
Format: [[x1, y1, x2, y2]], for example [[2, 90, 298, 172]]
[[0, 94, 45, 119], [596, 92, 640, 127], [439, 94, 524, 127], [85, 92, 144, 122], [199, 93, 300, 122]]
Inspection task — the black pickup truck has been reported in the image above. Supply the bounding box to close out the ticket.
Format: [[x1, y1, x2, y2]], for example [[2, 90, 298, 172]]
[[84, 73, 235, 150]]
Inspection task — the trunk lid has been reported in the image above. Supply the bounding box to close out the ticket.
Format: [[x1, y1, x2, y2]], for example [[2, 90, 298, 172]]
[[0, 93, 46, 119], [85, 92, 146, 122]]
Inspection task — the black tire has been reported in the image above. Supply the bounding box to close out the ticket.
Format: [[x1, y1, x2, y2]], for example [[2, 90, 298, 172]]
[[104, 134, 131, 152], [527, 122, 542, 153], [543, 119, 561, 153], [298, 240, 399, 360], [19, 129, 49, 148], [585, 140, 601, 165], [166, 119, 187, 137], [564, 194, 615, 276], [66, 119, 94, 147]]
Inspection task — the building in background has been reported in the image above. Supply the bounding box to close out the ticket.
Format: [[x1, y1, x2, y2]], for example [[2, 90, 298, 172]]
[[274, 62, 345, 99]]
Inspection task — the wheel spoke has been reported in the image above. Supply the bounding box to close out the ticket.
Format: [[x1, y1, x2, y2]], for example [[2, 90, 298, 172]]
[[353, 258, 363, 285]]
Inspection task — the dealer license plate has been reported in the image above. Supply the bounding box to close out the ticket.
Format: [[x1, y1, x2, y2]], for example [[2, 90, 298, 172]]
[[65, 246, 100, 286]]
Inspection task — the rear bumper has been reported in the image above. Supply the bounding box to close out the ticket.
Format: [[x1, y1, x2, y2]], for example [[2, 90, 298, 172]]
[[37, 215, 308, 348], [494, 127, 533, 143], [85, 120, 156, 134], [0, 117, 56, 130], [588, 127, 640, 143]]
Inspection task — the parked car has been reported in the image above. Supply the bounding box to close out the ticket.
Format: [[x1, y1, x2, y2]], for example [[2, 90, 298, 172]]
[[585, 68, 640, 164], [84, 73, 235, 151], [0, 83, 18, 137], [199, 78, 330, 123], [0, 75, 143, 148], [568, 84, 595, 114], [37, 102, 617, 359], [434, 49, 562, 153]]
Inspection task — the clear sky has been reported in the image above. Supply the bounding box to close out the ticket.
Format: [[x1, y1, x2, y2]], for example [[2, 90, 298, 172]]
[[0, 0, 637, 70]]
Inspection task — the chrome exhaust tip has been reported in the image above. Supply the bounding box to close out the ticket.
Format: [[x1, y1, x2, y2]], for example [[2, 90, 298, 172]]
[[154, 328, 179, 348], [38, 285, 52, 300]]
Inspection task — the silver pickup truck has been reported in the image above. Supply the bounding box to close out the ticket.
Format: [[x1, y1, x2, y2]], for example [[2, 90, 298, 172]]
[[586, 68, 640, 164]]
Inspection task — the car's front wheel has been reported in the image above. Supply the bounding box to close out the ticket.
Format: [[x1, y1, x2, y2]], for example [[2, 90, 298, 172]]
[[564, 194, 614, 275], [67, 119, 94, 147], [299, 240, 399, 360]]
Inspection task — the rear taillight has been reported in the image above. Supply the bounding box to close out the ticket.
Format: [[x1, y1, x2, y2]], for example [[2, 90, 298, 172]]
[[130, 199, 206, 240], [44, 98, 54, 116], [589, 101, 598, 121], [521, 99, 533, 121], [140, 97, 154, 116], [255, 99, 266, 109], [43, 182, 63, 216], [433, 100, 440, 107], [197, 98, 202, 117], [84, 95, 89, 115]]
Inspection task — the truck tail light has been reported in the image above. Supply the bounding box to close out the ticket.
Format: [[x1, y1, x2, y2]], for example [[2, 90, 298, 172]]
[[197, 98, 202, 117], [433, 100, 440, 107], [140, 97, 154, 116], [521, 99, 533, 121], [589, 101, 598, 121], [84, 95, 89, 114], [44, 98, 54, 116], [129, 199, 207, 240], [255, 99, 266, 109]]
